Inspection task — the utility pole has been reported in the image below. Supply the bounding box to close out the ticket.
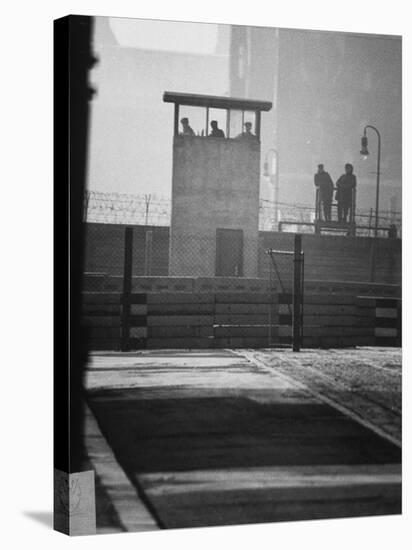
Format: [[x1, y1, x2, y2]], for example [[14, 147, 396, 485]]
[[361, 125, 381, 238], [144, 193, 151, 225]]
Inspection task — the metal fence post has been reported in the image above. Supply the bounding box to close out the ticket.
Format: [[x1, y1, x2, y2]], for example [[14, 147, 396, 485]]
[[370, 238, 377, 283], [268, 253, 273, 347], [121, 226, 133, 351], [144, 230, 153, 276], [293, 234, 302, 352]]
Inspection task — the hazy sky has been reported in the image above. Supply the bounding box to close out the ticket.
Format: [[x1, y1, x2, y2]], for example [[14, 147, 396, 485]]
[[109, 17, 220, 54], [87, 17, 401, 213], [88, 17, 230, 199]]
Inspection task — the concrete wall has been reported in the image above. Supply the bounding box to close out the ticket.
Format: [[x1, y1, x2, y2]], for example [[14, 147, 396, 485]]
[[169, 135, 260, 277], [83, 291, 401, 350], [259, 232, 402, 286], [84, 222, 401, 286]]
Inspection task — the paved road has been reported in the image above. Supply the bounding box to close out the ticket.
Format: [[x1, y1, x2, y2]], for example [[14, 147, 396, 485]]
[[85, 349, 401, 531]]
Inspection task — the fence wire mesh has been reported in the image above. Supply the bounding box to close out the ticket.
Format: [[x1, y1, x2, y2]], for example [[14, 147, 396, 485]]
[[83, 220, 401, 294], [84, 226, 263, 285]]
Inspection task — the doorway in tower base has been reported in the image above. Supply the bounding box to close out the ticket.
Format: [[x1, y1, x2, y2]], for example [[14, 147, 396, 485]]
[[215, 228, 244, 277]]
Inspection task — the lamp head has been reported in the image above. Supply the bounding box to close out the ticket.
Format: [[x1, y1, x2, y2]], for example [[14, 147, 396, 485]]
[[360, 135, 369, 157]]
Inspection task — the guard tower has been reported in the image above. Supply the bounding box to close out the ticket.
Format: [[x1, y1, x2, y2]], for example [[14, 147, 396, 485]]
[[163, 91, 272, 277]]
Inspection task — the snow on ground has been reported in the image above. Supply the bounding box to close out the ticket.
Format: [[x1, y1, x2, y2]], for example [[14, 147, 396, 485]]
[[248, 347, 401, 444]]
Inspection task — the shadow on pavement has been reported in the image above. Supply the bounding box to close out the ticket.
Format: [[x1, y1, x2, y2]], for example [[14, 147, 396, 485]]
[[88, 388, 401, 528]]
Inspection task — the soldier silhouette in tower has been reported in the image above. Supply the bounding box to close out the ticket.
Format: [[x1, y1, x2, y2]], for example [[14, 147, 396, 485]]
[[209, 120, 225, 138]]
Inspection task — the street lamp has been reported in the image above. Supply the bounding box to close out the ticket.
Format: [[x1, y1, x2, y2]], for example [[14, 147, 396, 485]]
[[263, 148, 279, 229], [360, 125, 381, 237]]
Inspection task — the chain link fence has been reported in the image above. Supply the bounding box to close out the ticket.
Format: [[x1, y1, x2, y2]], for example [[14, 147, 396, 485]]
[[84, 225, 264, 289], [82, 227, 401, 307], [84, 224, 169, 292], [82, 189, 401, 295]]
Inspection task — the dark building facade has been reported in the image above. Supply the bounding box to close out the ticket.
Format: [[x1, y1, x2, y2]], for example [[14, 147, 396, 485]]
[[229, 26, 402, 215]]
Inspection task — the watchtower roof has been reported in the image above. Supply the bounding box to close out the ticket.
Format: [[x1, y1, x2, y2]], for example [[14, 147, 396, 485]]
[[163, 91, 272, 112]]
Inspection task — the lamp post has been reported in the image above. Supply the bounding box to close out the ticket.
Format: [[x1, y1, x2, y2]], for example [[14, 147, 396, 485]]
[[360, 125, 381, 238], [263, 148, 279, 229]]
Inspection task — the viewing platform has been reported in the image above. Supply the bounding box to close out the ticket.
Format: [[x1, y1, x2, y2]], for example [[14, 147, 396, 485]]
[[314, 187, 356, 236]]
